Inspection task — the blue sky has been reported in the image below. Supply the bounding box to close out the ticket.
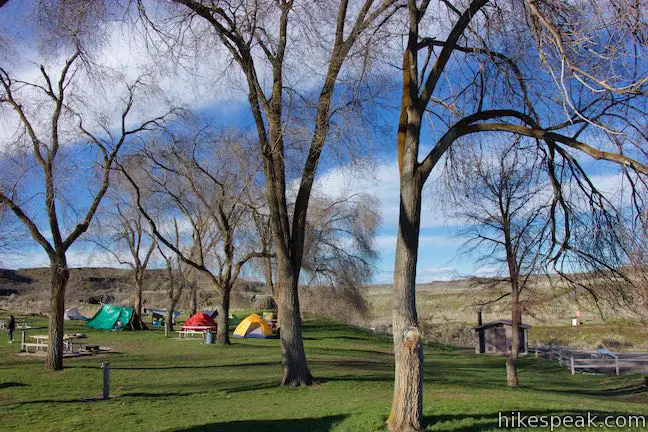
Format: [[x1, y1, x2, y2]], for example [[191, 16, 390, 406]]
[[0, 1, 633, 284]]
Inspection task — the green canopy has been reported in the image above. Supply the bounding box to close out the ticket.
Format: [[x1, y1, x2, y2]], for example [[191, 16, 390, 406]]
[[86, 304, 133, 330]]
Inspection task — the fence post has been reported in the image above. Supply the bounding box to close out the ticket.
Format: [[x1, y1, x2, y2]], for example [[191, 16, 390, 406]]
[[535, 348, 538, 359], [570, 357, 575, 375], [101, 362, 110, 399], [558, 350, 563, 365], [615, 356, 619, 376], [20, 330, 26, 352]]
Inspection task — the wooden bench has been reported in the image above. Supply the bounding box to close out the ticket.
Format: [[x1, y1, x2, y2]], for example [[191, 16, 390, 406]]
[[84, 345, 100, 352]]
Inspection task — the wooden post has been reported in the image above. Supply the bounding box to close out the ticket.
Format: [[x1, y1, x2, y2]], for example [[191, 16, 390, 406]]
[[615, 356, 619, 376], [102, 362, 110, 399], [535, 348, 538, 359], [20, 330, 26, 352], [570, 357, 575, 375], [558, 350, 563, 365]]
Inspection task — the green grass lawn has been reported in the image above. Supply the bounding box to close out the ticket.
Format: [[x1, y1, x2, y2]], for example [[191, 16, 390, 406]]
[[0, 317, 646, 431]]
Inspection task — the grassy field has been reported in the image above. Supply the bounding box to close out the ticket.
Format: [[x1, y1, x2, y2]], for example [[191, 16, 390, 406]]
[[0, 317, 646, 432]]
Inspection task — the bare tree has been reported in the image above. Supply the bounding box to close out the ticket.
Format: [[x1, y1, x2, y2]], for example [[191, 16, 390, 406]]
[[389, 1, 646, 429], [120, 129, 267, 344], [0, 203, 24, 264], [156, 227, 189, 336], [91, 192, 157, 330], [301, 193, 381, 316], [251, 190, 381, 318], [0, 54, 174, 370], [252, 211, 276, 296], [628, 212, 648, 322], [448, 140, 550, 387], [139, 0, 404, 386]]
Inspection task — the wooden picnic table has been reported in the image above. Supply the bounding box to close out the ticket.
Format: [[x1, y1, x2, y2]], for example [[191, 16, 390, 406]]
[[27, 334, 83, 352], [177, 326, 217, 338]]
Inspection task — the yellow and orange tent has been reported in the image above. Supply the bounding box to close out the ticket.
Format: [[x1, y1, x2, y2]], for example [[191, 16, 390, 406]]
[[233, 313, 273, 339]]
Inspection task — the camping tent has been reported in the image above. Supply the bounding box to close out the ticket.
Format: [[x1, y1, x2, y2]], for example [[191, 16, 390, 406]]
[[233, 313, 273, 339], [182, 313, 217, 330], [64, 308, 87, 320], [86, 304, 134, 330], [143, 308, 181, 326]]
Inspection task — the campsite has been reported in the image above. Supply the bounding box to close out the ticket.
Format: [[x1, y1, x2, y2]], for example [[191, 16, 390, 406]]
[[1, 1, 648, 431], [2, 314, 647, 432]]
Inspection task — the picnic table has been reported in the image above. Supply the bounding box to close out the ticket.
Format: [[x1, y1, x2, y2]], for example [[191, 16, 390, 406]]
[[177, 326, 216, 338], [23, 334, 84, 353]]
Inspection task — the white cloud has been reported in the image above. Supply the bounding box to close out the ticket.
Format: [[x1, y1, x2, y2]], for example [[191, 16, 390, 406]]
[[314, 159, 453, 229], [374, 234, 460, 251], [473, 266, 500, 277], [414, 266, 458, 283]]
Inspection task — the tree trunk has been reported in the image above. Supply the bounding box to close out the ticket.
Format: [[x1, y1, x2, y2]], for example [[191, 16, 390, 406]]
[[507, 292, 521, 388], [263, 255, 275, 296], [387, 171, 424, 432], [277, 258, 312, 386], [216, 286, 231, 345], [164, 309, 173, 335], [131, 277, 147, 330], [44, 258, 69, 371], [189, 283, 197, 317]]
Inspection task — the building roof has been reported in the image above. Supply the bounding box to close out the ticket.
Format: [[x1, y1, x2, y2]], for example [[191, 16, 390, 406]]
[[473, 319, 532, 330]]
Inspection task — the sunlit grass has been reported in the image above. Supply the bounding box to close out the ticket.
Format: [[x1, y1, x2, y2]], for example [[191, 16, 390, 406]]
[[0, 317, 646, 431]]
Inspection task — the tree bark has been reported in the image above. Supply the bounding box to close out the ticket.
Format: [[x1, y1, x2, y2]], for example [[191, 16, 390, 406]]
[[189, 283, 197, 317], [216, 286, 231, 345], [507, 292, 522, 388], [276, 257, 312, 386], [263, 254, 275, 296], [504, 214, 521, 388], [44, 257, 69, 371], [131, 277, 147, 330], [388, 168, 424, 432]]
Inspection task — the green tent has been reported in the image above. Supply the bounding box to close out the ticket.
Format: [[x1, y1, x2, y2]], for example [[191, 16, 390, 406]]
[[86, 304, 134, 330]]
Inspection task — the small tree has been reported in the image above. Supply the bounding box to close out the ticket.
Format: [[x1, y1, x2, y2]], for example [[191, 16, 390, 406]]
[[91, 196, 157, 330], [156, 224, 188, 336], [301, 193, 381, 316], [448, 140, 549, 387]]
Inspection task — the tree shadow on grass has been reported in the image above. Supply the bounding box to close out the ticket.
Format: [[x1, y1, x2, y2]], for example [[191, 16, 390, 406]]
[[67, 361, 279, 371], [0, 382, 30, 390], [172, 415, 348, 432], [2, 390, 207, 407], [554, 384, 648, 397], [224, 380, 280, 394]]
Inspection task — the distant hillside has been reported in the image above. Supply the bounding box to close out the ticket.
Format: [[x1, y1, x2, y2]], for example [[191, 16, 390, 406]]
[[0, 267, 265, 316], [2, 266, 645, 351]]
